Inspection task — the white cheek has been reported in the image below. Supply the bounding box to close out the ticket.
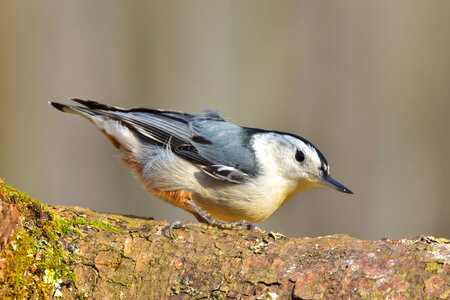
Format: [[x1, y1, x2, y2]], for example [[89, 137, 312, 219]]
[[253, 134, 299, 177]]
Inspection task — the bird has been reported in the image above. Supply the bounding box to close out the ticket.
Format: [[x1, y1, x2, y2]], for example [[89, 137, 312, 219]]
[[50, 98, 353, 237]]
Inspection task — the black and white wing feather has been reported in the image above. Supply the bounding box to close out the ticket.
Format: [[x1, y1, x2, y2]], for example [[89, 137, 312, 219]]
[[63, 99, 259, 184], [201, 165, 250, 184]]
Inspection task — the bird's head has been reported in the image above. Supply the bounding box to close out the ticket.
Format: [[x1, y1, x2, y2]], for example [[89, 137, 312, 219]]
[[251, 131, 353, 194]]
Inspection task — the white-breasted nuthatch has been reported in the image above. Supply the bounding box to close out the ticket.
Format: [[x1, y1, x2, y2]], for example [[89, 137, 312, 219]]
[[50, 99, 352, 236]]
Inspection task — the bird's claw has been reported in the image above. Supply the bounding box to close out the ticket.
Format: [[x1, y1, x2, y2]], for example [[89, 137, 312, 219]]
[[240, 220, 256, 231], [162, 220, 182, 238]]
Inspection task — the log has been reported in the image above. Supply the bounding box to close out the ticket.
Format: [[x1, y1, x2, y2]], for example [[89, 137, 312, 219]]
[[0, 179, 448, 299]]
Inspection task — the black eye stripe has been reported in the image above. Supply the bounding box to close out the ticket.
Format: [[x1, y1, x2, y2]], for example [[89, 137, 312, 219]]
[[295, 150, 305, 163]]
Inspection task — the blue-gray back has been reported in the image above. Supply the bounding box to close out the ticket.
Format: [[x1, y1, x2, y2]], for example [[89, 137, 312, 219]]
[[109, 109, 259, 177]]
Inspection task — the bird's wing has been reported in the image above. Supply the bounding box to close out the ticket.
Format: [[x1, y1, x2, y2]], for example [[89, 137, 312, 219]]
[[68, 99, 258, 183]]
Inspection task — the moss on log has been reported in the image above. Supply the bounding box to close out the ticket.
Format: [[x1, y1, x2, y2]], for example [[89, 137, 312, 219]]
[[0, 179, 448, 299]]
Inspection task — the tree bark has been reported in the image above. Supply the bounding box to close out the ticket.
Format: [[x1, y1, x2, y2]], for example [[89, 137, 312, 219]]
[[0, 180, 448, 299]]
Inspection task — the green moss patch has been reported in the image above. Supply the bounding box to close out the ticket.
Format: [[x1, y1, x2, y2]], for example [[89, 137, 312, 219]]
[[0, 179, 121, 298]]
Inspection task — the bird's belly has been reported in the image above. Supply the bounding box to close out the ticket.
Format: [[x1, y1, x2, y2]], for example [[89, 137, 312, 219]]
[[192, 194, 274, 223], [191, 181, 294, 223], [190, 173, 322, 223]]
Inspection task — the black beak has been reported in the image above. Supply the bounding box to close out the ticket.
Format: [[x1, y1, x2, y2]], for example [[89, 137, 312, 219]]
[[318, 176, 353, 194]]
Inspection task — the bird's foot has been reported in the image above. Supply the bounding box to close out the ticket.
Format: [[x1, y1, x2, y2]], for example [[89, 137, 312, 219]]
[[162, 219, 257, 239], [161, 220, 211, 238], [162, 199, 258, 238]]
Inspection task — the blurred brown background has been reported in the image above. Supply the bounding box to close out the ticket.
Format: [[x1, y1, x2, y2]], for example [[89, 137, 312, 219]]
[[1, 1, 449, 240]]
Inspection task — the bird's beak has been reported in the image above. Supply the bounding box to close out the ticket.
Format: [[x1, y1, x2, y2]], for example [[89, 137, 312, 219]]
[[317, 175, 353, 194]]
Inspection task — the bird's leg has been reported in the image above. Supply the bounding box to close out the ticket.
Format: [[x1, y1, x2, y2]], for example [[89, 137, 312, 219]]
[[187, 200, 256, 231], [162, 199, 256, 238]]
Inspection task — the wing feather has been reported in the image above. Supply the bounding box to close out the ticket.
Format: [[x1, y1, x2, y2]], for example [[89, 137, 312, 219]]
[[68, 99, 259, 183], [201, 165, 250, 184]]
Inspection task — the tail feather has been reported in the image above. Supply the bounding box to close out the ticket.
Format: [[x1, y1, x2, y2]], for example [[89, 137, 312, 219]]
[[49, 100, 141, 154], [70, 98, 124, 111], [49, 101, 98, 119], [49, 101, 72, 113]]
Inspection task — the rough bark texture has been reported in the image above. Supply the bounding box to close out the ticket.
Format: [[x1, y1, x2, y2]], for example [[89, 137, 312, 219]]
[[0, 180, 449, 299]]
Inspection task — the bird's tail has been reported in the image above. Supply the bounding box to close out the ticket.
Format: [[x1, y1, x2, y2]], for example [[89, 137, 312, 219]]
[[49, 99, 141, 155], [49, 101, 99, 121], [49, 98, 113, 120]]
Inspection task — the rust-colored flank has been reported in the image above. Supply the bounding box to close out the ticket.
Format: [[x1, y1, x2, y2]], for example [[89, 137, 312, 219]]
[[152, 189, 191, 207]]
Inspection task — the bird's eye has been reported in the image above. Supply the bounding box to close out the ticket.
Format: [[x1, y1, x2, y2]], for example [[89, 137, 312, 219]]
[[295, 150, 305, 163]]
